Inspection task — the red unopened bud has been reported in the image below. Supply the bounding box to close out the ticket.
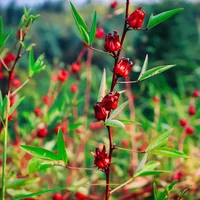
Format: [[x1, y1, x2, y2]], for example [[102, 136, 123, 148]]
[[42, 95, 49, 104], [75, 192, 87, 200], [93, 103, 107, 121], [6, 157, 13, 163], [114, 57, 133, 78], [110, 1, 118, 9], [52, 193, 63, 200], [152, 96, 160, 103], [185, 126, 194, 135], [70, 84, 78, 93], [58, 70, 69, 82], [71, 62, 81, 73], [3, 53, 16, 66], [104, 31, 122, 52], [34, 107, 42, 116], [37, 127, 48, 138], [173, 170, 184, 181], [10, 96, 15, 106], [127, 7, 146, 29], [179, 119, 187, 127], [188, 105, 196, 116], [101, 92, 120, 110], [54, 125, 66, 134], [192, 90, 200, 98], [12, 78, 21, 88], [121, 139, 129, 147], [0, 72, 4, 79], [95, 27, 105, 39], [8, 115, 13, 120], [91, 145, 110, 169]]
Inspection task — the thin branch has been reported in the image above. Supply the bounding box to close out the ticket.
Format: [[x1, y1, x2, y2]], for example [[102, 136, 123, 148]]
[[114, 146, 144, 153]]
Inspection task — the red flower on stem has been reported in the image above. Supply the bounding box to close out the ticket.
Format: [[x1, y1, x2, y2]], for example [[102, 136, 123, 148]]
[[93, 103, 107, 121], [58, 70, 69, 82], [110, 1, 118, 9], [52, 193, 63, 200], [37, 127, 48, 138], [188, 105, 196, 116], [71, 62, 81, 73], [95, 27, 105, 39], [70, 84, 78, 93], [179, 119, 187, 127], [192, 89, 200, 97], [3, 53, 16, 66], [127, 7, 146, 29], [104, 31, 122, 52], [91, 145, 110, 169], [34, 107, 42, 116], [101, 92, 120, 110], [12, 78, 21, 88], [114, 57, 133, 78], [185, 126, 194, 135], [42, 95, 49, 104]]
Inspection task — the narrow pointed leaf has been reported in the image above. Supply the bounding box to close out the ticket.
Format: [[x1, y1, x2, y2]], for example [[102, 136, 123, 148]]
[[105, 119, 125, 129], [9, 96, 25, 115], [28, 49, 35, 77], [98, 68, 107, 102], [135, 153, 148, 173], [145, 129, 173, 152], [79, 25, 90, 45], [138, 65, 176, 81], [118, 119, 141, 125], [20, 145, 59, 161], [0, 30, 12, 48], [109, 101, 129, 120], [138, 54, 148, 80], [57, 129, 68, 164], [153, 183, 159, 200], [135, 170, 170, 177], [151, 147, 189, 158], [89, 11, 97, 45], [147, 8, 184, 29], [2, 95, 9, 119], [6, 178, 39, 188]]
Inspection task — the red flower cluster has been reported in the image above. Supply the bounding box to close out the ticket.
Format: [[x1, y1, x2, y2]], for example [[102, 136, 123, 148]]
[[127, 7, 146, 29], [95, 27, 105, 39], [114, 57, 133, 78], [104, 31, 121, 52], [91, 145, 109, 169], [94, 92, 120, 121]]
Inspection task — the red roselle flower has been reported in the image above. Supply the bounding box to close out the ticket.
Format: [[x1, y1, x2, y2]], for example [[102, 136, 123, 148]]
[[0, 72, 4, 79], [110, 1, 118, 9], [93, 103, 107, 121], [75, 192, 87, 200], [179, 119, 187, 127], [188, 105, 196, 116], [58, 70, 69, 82], [101, 92, 120, 110], [70, 84, 78, 93], [12, 78, 21, 88], [91, 145, 110, 169], [121, 139, 129, 147], [42, 95, 49, 104], [8, 115, 13, 120], [52, 193, 63, 200], [173, 170, 184, 181], [104, 31, 122, 52], [192, 90, 200, 97], [3, 53, 16, 66], [34, 107, 42, 116], [185, 126, 194, 135], [127, 7, 146, 29], [54, 125, 66, 134], [114, 57, 133, 78], [37, 127, 48, 138], [71, 62, 81, 73], [95, 27, 105, 39]]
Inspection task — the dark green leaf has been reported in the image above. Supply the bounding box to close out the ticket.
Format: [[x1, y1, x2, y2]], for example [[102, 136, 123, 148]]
[[20, 145, 59, 161], [98, 68, 107, 102], [28, 49, 35, 77], [168, 180, 178, 191], [105, 119, 125, 129], [0, 30, 12, 48], [57, 130, 68, 164], [147, 8, 184, 29], [79, 25, 90, 45], [9, 97, 25, 116], [135, 153, 148, 173], [89, 11, 97, 45], [138, 65, 176, 81], [153, 183, 159, 200]]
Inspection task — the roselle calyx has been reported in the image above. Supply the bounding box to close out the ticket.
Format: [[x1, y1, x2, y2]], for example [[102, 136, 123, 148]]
[[101, 92, 120, 110], [93, 103, 107, 121], [127, 7, 146, 29], [91, 145, 110, 169], [104, 31, 122, 52], [114, 57, 133, 78]]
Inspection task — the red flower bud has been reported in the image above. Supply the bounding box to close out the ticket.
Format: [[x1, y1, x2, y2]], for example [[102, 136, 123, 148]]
[[127, 7, 146, 29], [173, 170, 184, 181], [188, 105, 196, 116], [101, 92, 120, 110], [12, 78, 21, 88], [34, 107, 42, 116], [104, 31, 122, 52], [75, 192, 87, 200], [8, 115, 13, 120], [114, 57, 133, 78], [70, 84, 78, 93], [95, 27, 105, 39], [121, 139, 129, 147], [54, 125, 66, 134], [152, 96, 160, 103], [71, 62, 81, 73], [0, 72, 4, 79], [91, 145, 110, 169], [93, 103, 107, 121], [52, 193, 63, 200], [37, 127, 48, 138], [179, 119, 187, 127], [3, 53, 16, 66], [89, 122, 103, 131], [58, 70, 69, 82], [192, 90, 200, 98], [42, 95, 49, 104], [185, 126, 194, 135], [110, 1, 118, 9]]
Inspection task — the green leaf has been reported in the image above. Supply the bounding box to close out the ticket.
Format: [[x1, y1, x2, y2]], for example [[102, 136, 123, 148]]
[[168, 180, 178, 191], [0, 30, 12, 48], [151, 147, 189, 158], [20, 145, 59, 161], [118, 119, 141, 125], [57, 129, 68, 164], [2, 95, 10, 119], [28, 158, 41, 174], [7, 189, 31, 197], [109, 101, 129, 120], [6, 178, 39, 188], [135, 170, 170, 177], [147, 8, 184, 29], [0, 17, 3, 37], [79, 25, 90, 45], [145, 129, 173, 152], [28, 48, 35, 77], [138, 65, 176, 81], [105, 119, 125, 129], [138, 54, 148, 80], [135, 153, 148, 173], [9, 96, 25, 116], [153, 183, 159, 200], [98, 68, 107, 102], [89, 11, 97, 45]]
